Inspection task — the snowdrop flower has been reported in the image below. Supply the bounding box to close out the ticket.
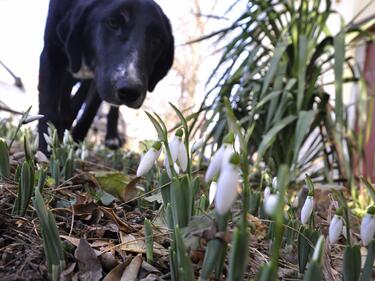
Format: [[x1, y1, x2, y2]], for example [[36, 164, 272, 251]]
[[191, 138, 204, 154], [80, 144, 89, 161], [360, 206, 375, 246], [263, 186, 271, 201], [63, 130, 72, 146], [301, 195, 314, 225], [205, 132, 235, 183], [328, 211, 344, 244], [272, 177, 278, 189], [168, 129, 188, 172], [22, 114, 44, 124], [164, 155, 180, 178], [215, 152, 240, 215], [208, 181, 217, 205], [264, 194, 279, 217], [43, 133, 52, 152], [136, 141, 162, 177]]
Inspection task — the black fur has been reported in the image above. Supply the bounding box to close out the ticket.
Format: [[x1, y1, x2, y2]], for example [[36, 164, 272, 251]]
[[38, 0, 174, 152]]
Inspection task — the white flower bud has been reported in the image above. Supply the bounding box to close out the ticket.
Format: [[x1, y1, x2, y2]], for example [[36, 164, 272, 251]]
[[264, 194, 279, 216], [63, 129, 71, 145], [136, 143, 161, 177], [263, 186, 271, 201], [169, 136, 181, 162], [301, 196, 314, 225], [215, 163, 239, 215], [360, 213, 375, 246], [205, 144, 234, 182], [328, 214, 343, 244]]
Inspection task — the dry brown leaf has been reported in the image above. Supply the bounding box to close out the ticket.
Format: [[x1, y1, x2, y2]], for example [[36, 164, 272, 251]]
[[102, 263, 126, 281], [120, 254, 143, 281], [100, 206, 135, 233], [75, 239, 103, 281], [71, 202, 98, 216], [120, 177, 141, 202], [100, 251, 119, 272], [119, 232, 168, 256]]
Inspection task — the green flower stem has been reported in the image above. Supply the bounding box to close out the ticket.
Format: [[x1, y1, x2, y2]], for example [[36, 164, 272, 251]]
[[269, 165, 289, 276], [144, 219, 154, 265]]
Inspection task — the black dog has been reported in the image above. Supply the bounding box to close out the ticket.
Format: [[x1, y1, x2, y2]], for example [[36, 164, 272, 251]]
[[38, 0, 174, 153]]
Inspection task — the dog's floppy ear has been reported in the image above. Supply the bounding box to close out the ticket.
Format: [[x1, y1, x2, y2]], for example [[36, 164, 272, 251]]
[[57, 4, 93, 73], [148, 16, 174, 92]]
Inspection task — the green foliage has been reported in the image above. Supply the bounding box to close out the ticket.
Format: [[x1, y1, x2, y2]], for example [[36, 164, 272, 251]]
[[33, 187, 65, 281], [13, 136, 35, 216], [0, 138, 10, 179], [199, 0, 369, 182]]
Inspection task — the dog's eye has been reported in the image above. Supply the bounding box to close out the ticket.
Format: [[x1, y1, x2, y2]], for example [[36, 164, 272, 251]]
[[106, 17, 121, 30]]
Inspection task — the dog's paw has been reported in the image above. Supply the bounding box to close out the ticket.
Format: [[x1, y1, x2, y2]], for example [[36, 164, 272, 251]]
[[105, 137, 123, 150]]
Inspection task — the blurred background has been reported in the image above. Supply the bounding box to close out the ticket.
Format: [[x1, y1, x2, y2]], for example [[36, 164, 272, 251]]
[[0, 0, 237, 150], [1, 0, 375, 181]]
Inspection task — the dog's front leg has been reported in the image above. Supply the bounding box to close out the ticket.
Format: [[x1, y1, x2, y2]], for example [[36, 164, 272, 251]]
[[105, 106, 123, 149], [38, 48, 75, 153], [72, 88, 102, 143]]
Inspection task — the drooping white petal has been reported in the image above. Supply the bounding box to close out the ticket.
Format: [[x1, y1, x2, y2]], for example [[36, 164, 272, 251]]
[[221, 145, 235, 170], [169, 136, 181, 162], [263, 186, 271, 201], [191, 139, 204, 154], [164, 156, 180, 178], [215, 164, 239, 215], [209, 181, 217, 205], [264, 194, 278, 216], [328, 215, 343, 244], [205, 146, 225, 182], [301, 196, 314, 225], [360, 214, 375, 246], [178, 142, 188, 172], [136, 148, 159, 177]]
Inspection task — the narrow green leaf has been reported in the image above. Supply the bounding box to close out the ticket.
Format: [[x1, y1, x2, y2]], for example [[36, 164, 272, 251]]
[[260, 39, 289, 98], [343, 245, 361, 281], [228, 226, 249, 281], [297, 34, 308, 110], [293, 110, 316, 164], [0, 138, 10, 179], [257, 116, 297, 162], [334, 31, 345, 125], [360, 177, 375, 203], [145, 111, 165, 140], [303, 261, 322, 281], [359, 240, 375, 281]]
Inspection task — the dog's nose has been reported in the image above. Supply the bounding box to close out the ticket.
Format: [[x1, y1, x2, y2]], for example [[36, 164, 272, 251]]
[[116, 82, 143, 104]]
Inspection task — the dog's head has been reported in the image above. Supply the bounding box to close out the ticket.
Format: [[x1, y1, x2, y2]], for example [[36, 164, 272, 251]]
[[58, 0, 174, 108]]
